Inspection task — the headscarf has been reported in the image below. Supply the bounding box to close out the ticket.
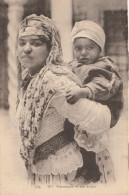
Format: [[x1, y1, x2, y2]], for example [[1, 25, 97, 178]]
[[17, 14, 81, 168], [16, 14, 63, 91], [71, 20, 106, 51]]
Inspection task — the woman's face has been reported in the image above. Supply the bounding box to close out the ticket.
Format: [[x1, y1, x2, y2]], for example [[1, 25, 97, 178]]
[[73, 37, 101, 65], [17, 35, 50, 75]]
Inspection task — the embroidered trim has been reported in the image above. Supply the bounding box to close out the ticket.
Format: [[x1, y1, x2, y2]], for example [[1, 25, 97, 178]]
[[33, 129, 73, 164]]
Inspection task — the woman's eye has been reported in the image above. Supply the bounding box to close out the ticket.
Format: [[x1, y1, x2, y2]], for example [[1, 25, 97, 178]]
[[32, 41, 42, 46], [75, 47, 82, 51], [18, 41, 25, 46]]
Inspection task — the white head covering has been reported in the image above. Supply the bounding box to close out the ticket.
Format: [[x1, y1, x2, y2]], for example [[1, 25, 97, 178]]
[[71, 20, 106, 51]]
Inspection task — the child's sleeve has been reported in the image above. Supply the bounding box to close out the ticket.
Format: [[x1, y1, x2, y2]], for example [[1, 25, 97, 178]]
[[84, 72, 123, 101]]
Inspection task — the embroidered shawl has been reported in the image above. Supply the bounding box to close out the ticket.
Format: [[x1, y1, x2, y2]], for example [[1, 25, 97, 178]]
[[16, 14, 81, 168]]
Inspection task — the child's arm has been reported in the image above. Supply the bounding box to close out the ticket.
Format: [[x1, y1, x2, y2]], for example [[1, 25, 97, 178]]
[[69, 58, 123, 102], [65, 70, 122, 104], [66, 87, 92, 104], [84, 72, 123, 101], [84, 57, 123, 101]]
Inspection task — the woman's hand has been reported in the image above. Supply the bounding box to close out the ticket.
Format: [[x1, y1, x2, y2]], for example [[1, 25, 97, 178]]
[[66, 87, 90, 104]]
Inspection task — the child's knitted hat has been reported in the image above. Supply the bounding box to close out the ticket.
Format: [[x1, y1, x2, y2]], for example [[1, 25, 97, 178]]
[[71, 20, 106, 51]]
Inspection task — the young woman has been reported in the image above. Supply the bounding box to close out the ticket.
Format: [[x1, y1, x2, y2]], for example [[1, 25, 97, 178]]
[[16, 14, 111, 187]]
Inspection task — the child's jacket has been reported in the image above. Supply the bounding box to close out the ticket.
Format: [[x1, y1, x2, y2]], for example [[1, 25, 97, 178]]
[[68, 56, 123, 128]]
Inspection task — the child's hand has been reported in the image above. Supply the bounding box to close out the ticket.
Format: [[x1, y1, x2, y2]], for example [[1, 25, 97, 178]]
[[66, 88, 89, 104], [66, 88, 83, 104]]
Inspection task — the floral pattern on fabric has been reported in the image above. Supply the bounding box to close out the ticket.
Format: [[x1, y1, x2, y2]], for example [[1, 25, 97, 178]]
[[18, 66, 81, 169], [96, 149, 115, 183], [16, 14, 81, 170]]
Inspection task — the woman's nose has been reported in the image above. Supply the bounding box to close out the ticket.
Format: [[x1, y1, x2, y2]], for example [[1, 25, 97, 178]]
[[24, 43, 32, 54]]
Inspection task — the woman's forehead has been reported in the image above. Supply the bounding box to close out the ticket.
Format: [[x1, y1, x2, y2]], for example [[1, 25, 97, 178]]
[[19, 35, 40, 41]]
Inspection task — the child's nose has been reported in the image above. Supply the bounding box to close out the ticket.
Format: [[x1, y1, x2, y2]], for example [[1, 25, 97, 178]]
[[81, 48, 88, 56]]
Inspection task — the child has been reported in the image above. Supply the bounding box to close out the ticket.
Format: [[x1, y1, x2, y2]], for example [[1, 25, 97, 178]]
[[66, 20, 123, 184]]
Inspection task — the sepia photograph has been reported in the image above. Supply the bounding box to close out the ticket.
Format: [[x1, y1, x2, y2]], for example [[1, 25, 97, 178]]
[[0, 0, 128, 194]]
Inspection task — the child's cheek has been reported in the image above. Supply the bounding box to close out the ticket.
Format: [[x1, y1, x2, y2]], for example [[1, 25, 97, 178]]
[[75, 54, 80, 61]]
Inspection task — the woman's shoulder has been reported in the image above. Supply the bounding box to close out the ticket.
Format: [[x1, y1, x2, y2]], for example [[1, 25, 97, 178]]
[[44, 64, 81, 85], [44, 64, 72, 80], [42, 64, 81, 92], [68, 60, 81, 70]]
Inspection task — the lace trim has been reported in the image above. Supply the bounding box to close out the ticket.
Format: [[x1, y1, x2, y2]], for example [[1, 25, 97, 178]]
[[32, 142, 83, 175]]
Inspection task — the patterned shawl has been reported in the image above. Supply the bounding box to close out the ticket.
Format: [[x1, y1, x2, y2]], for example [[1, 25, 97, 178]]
[[16, 14, 81, 168]]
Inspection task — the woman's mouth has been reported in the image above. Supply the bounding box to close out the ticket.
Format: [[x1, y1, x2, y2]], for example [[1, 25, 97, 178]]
[[22, 55, 32, 59], [20, 56, 33, 67], [21, 56, 32, 64]]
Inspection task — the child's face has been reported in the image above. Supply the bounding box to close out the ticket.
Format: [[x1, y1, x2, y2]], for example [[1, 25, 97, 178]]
[[73, 37, 101, 65]]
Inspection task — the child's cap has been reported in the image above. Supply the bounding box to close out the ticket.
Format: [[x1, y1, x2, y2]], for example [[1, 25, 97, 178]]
[[71, 20, 106, 51]]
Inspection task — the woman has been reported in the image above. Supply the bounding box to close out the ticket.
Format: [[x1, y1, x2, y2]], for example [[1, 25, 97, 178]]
[[16, 14, 111, 186]]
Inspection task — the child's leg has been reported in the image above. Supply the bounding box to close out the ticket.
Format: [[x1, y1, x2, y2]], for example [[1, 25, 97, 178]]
[[73, 149, 101, 184], [96, 149, 115, 184]]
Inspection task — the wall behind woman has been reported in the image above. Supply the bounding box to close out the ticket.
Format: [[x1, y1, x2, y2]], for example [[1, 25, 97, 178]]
[[0, 1, 9, 109], [23, 0, 50, 19]]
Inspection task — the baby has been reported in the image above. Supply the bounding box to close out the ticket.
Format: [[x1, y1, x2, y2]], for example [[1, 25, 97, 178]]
[[66, 20, 123, 153]]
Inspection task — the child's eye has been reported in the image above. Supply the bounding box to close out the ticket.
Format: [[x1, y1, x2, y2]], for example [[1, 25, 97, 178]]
[[87, 46, 93, 50]]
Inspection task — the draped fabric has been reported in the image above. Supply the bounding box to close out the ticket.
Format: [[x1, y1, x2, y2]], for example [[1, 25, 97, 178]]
[[16, 14, 117, 186], [16, 14, 81, 171]]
